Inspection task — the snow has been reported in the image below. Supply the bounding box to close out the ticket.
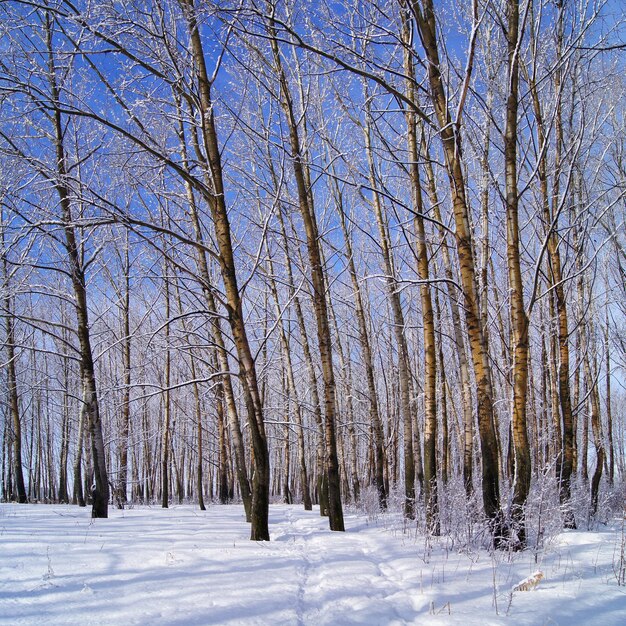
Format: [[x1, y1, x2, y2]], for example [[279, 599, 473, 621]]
[[1, 503, 624, 625]]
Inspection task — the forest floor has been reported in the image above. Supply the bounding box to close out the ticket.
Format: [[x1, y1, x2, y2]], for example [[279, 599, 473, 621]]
[[0, 502, 624, 625]]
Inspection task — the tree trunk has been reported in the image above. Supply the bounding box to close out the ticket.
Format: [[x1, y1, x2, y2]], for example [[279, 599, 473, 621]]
[[72, 373, 86, 507], [190, 356, 206, 510], [325, 275, 361, 506], [504, 0, 531, 547], [435, 292, 449, 486], [282, 399, 293, 505], [277, 205, 327, 515], [1, 221, 27, 503], [574, 199, 604, 514], [58, 328, 71, 503], [174, 92, 252, 520], [584, 336, 604, 515], [161, 259, 171, 509], [411, 0, 502, 541], [334, 178, 385, 507], [46, 14, 108, 517], [605, 313, 614, 486], [422, 136, 474, 497], [269, 23, 344, 531], [181, 0, 270, 540], [267, 19, 328, 517], [216, 373, 230, 505], [119, 236, 131, 505], [2, 420, 12, 501], [267, 252, 312, 510], [402, 12, 439, 533], [4, 305, 26, 504], [364, 102, 416, 518], [526, 2, 575, 528], [58, 391, 70, 503]]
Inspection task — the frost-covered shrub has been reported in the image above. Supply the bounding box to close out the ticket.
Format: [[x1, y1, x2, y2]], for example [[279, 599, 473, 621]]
[[521, 469, 563, 556], [435, 476, 486, 550], [350, 484, 382, 522]]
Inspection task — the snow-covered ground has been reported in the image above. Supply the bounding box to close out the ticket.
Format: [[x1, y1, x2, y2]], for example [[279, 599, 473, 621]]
[[1, 503, 624, 625]]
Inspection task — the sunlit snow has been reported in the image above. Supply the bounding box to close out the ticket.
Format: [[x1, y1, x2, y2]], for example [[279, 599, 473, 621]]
[[1, 503, 624, 625]]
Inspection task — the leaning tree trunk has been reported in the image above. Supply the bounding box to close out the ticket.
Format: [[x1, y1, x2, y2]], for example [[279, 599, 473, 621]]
[[364, 102, 417, 519], [174, 92, 252, 520], [277, 203, 327, 515], [267, 252, 312, 510], [411, 0, 503, 542], [269, 23, 344, 531], [181, 0, 270, 540], [324, 265, 361, 505], [262, 128, 325, 513], [46, 15, 108, 518], [333, 176, 386, 508], [266, 19, 328, 515]]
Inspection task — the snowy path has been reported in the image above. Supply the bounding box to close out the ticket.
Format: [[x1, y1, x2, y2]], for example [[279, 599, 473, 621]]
[[1, 503, 624, 625]]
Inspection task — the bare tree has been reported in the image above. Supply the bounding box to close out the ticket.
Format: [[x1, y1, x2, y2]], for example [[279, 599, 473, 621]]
[[503, 0, 531, 547], [1, 210, 27, 503], [268, 11, 344, 530], [332, 174, 386, 508], [43, 13, 109, 517], [408, 0, 504, 541], [401, 6, 438, 534], [179, 0, 270, 540]]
